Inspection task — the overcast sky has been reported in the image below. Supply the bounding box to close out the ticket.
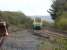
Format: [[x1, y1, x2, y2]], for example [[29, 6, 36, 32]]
[[0, 0, 52, 16]]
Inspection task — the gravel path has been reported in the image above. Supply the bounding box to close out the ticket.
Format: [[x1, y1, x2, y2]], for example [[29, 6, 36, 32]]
[[1, 30, 43, 50]]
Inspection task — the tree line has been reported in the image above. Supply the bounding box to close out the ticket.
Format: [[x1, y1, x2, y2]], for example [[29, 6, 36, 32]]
[[48, 0, 67, 30], [0, 11, 33, 29]]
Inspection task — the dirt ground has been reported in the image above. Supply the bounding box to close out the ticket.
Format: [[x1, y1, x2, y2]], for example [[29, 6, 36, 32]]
[[1, 30, 44, 50]]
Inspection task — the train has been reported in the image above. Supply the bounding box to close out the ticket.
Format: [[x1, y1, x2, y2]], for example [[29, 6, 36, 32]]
[[32, 17, 43, 30]]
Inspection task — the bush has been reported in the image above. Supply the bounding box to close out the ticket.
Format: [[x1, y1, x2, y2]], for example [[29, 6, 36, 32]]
[[0, 11, 33, 29], [55, 13, 67, 30]]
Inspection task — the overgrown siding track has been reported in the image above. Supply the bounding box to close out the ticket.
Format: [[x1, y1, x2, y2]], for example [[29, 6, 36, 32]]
[[31, 29, 67, 40], [46, 28, 67, 36]]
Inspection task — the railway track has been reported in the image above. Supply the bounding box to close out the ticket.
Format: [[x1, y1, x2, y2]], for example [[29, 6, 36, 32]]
[[31, 29, 67, 39]]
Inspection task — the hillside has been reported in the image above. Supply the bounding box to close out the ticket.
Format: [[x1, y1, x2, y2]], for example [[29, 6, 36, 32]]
[[0, 11, 33, 29]]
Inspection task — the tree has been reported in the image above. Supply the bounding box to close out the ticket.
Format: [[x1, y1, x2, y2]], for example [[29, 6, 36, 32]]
[[48, 0, 66, 20], [48, 0, 67, 30], [0, 11, 32, 28]]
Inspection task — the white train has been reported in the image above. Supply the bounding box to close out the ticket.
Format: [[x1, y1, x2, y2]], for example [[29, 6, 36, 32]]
[[32, 17, 43, 30]]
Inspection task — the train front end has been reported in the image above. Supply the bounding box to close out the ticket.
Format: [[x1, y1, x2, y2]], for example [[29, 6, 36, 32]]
[[32, 17, 43, 30]]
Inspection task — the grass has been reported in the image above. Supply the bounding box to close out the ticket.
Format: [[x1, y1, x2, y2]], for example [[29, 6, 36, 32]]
[[38, 35, 67, 50], [54, 37, 67, 50]]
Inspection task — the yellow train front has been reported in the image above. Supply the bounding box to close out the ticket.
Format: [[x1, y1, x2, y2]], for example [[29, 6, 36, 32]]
[[32, 17, 43, 30]]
